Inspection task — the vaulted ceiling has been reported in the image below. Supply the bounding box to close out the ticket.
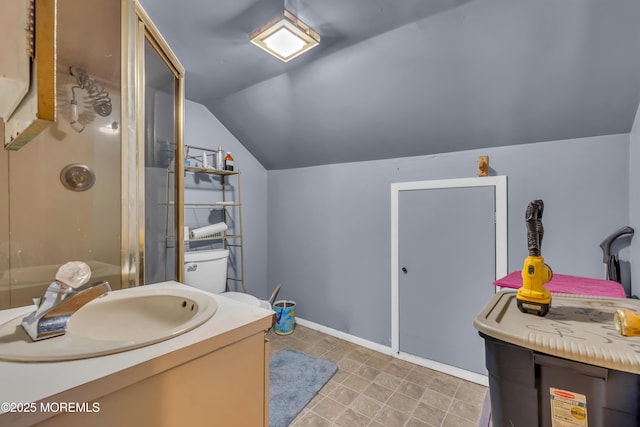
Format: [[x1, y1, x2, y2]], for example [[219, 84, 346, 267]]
[[140, 0, 640, 170]]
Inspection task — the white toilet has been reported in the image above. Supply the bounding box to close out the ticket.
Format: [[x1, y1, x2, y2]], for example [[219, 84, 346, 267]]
[[183, 249, 269, 309]]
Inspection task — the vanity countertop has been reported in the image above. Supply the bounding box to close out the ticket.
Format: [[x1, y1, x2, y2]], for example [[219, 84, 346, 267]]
[[0, 281, 274, 424]]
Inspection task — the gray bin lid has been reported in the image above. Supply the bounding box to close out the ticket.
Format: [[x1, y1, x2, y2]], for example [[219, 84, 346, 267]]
[[474, 290, 640, 374]]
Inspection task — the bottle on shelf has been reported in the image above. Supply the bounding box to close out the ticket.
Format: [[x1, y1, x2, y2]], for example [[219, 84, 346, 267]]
[[216, 146, 224, 170], [224, 152, 234, 171]]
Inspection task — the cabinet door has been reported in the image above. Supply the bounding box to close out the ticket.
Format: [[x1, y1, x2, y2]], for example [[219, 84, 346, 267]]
[[37, 332, 268, 427]]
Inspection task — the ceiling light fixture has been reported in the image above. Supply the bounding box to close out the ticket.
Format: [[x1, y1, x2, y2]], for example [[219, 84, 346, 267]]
[[249, 10, 320, 62]]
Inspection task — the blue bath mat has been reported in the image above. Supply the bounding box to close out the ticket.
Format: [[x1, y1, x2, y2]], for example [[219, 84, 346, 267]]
[[269, 349, 338, 427]]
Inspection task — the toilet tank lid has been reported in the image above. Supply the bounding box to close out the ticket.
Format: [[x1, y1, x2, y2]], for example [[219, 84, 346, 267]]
[[184, 249, 229, 262]]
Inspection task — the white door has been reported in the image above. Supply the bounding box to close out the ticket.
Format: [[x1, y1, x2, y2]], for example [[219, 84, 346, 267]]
[[391, 177, 507, 384]]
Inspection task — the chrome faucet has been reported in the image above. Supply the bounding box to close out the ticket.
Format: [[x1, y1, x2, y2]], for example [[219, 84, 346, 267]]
[[21, 263, 112, 341]]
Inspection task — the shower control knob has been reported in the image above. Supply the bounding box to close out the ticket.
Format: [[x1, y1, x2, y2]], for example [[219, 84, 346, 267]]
[[402, 267, 408, 274]]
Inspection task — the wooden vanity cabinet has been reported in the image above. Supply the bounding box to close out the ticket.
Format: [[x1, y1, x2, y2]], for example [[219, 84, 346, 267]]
[[33, 329, 272, 426]]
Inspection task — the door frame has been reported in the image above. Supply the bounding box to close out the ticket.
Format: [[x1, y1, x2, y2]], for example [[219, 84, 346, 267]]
[[390, 176, 507, 384]]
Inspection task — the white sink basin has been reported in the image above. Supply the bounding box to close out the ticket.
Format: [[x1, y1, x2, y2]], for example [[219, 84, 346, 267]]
[[0, 286, 217, 362]]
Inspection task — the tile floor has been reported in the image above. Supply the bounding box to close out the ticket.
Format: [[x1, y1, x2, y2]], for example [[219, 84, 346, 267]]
[[267, 325, 488, 427]]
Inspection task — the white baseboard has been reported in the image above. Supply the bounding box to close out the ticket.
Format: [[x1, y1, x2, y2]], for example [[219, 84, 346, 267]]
[[296, 317, 488, 387], [396, 352, 488, 386], [295, 317, 393, 355]]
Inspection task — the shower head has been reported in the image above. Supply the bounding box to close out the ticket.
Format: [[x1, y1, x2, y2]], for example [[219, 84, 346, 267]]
[[69, 66, 113, 117]]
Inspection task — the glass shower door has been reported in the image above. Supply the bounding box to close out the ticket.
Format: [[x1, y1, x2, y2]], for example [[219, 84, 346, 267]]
[[142, 37, 179, 284]]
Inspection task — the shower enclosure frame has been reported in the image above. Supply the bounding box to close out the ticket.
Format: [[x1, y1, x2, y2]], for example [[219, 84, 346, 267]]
[[121, 0, 185, 287]]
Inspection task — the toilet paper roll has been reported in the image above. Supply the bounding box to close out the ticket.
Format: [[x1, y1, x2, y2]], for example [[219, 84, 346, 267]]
[[189, 222, 228, 240]]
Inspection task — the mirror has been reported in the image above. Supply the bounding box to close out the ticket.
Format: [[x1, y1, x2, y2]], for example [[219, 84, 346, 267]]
[[0, 0, 31, 123], [2, 0, 56, 150]]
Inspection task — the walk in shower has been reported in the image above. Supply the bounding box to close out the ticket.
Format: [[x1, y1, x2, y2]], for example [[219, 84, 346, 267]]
[[0, 0, 184, 309]]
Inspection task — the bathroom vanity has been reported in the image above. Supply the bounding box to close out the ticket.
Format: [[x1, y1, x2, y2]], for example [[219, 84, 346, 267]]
[[0, 282, 275, 427]]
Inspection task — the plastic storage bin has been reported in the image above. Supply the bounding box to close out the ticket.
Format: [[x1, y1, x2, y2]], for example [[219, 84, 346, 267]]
[[474, 291, 640, 427]]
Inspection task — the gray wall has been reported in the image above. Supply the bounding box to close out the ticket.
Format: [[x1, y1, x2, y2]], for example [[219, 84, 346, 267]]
[[208, 0, 640, 170], [267, 134, 629, 346], [185, 98, 633, 344], [184, 101, 269, 299], [630, 105, 640, 296]]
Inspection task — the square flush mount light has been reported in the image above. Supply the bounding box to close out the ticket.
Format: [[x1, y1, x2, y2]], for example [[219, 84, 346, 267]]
[[250, 10, 320, 62]]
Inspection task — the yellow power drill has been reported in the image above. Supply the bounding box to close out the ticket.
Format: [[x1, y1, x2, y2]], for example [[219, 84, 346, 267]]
[[516, 200, 553, 316]]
